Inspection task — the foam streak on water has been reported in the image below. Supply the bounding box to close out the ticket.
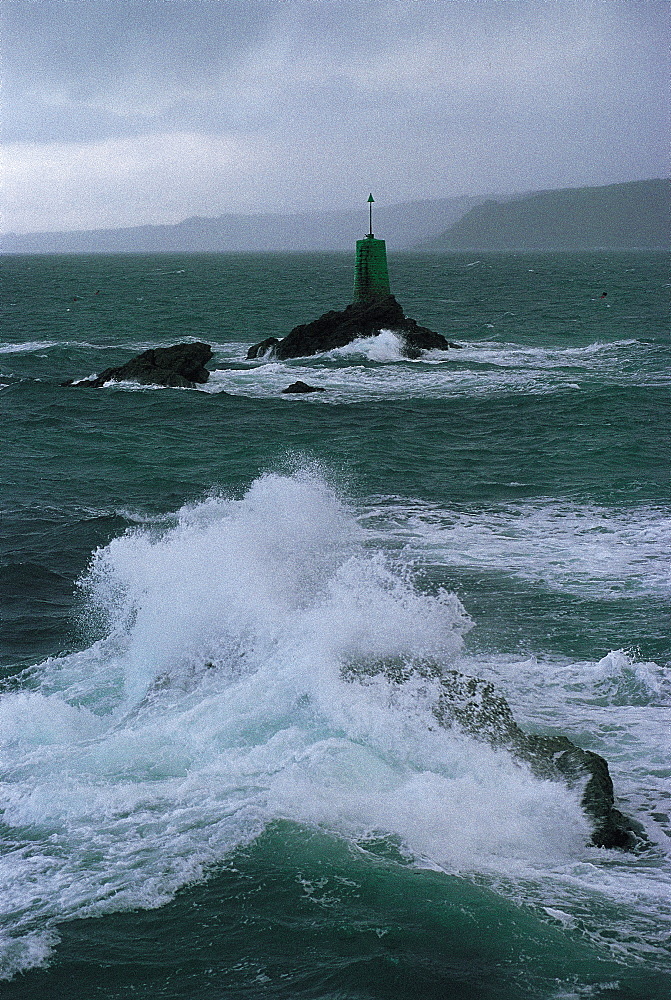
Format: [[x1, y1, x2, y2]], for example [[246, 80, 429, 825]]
[[1, 471, 669, 979], [196, 336, 668, 404], [1, 330, 666, 405], [360, 497, 671, 600]]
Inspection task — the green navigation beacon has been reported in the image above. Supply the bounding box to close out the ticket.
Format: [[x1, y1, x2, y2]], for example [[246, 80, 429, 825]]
[[353, 193, 391, 302]]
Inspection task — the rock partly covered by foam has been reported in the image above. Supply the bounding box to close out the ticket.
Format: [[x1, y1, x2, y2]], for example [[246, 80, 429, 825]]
[[281, 381, 326, 394], [246, 295, 460, 360], [62, 342, 213, 388], [346, 659, 645, 851]]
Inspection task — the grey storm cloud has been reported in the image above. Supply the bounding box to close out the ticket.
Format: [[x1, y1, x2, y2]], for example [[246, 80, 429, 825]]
[[3, 0, 278, 142], [2, 0, 670, 232]]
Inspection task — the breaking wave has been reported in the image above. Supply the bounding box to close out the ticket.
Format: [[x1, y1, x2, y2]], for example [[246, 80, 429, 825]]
[[0, 471, 668, 978]]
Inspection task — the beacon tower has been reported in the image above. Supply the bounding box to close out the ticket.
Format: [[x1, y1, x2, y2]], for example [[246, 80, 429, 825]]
[[353, 194, 391, 303]]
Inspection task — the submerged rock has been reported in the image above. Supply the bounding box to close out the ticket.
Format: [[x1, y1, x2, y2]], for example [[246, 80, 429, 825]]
[[281, 381, 326, 394], [246, 295, 461, 361], [346, 659, 645, 851], [62, 342, 213, 388]]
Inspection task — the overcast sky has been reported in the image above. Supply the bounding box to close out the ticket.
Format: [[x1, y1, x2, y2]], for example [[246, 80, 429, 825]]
[[2, 0, 669, 233]]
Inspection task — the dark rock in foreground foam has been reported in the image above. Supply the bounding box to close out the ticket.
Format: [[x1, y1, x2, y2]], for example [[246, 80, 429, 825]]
[[281, 381, 326, 394], [62, 342, 213, 388], [345, 660, 646, 851], [247, 295, 461, 360]]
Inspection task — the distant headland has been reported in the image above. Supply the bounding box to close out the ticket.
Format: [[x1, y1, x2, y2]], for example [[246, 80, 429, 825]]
[[419, 178, 670, 251], [3, 179, 668, 254]]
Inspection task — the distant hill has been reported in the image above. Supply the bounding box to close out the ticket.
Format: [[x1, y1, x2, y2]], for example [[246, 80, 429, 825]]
[[1, 196, 483, 255], [418, 179, 670, 251], [5, 181, 667, 254]]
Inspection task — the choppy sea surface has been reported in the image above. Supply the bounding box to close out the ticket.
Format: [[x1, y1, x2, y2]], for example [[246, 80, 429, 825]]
[[0, 251, 669, 999]]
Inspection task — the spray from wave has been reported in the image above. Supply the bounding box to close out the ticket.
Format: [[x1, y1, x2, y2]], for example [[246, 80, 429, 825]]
[[1, 470, 663, 979]]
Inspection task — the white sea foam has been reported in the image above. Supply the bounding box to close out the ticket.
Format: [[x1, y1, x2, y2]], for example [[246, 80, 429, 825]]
[[38, 335, 661, 401], [0, 340, 128, 354], [454, 339, 642, 368], [199, 335, 667, 403], [329, 329, 410, 362], [0, 341, 58, 354], [360, 498, 671, 600], [98, 378, 197, 391], [0, 472, 668, 977], [465, 649, 671, 715]]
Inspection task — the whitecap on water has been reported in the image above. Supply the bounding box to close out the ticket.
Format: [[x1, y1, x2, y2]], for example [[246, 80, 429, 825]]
[[200, 334, 662, 403], [329, 329, 410, 362], [0, 341, 58, 354], [360, 497, 671, 600]]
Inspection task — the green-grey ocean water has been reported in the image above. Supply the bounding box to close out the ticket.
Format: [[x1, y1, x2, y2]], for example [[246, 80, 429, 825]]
[[0, 252, 669, 998]]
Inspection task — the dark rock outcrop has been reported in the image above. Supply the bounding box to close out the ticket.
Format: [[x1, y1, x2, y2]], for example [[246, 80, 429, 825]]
[[432, 670, 643, 850], [247, 337, 280, 360], [247, 295, 460, 360], [346, 659, 645, 851], [281, 381, 326, 394], [62, 342, 213, 388]]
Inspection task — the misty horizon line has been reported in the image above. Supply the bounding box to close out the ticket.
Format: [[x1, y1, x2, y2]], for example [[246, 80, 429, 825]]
[[4, 175, 668, 239]]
